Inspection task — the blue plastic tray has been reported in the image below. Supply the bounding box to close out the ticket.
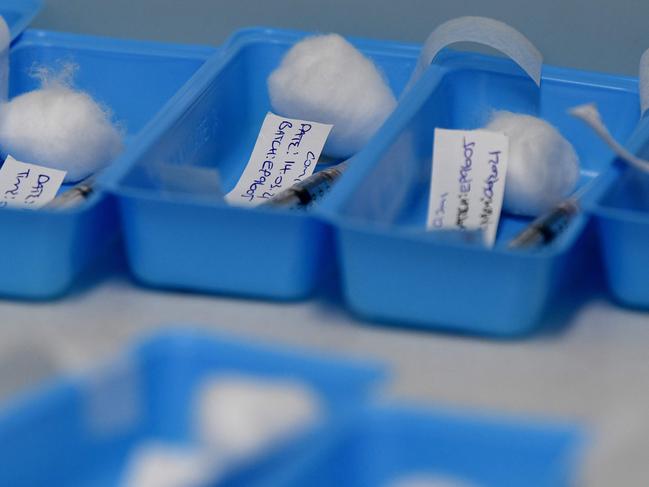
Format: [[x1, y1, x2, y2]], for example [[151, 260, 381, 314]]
[[320, 50, 640, 336], [224, 405, 582, 487], [103, 27, 420, 300], [583, 114, 649, 308], [0, 329, 384, 486], [0, 0, 41, 41], [0, 30, 214, 298]]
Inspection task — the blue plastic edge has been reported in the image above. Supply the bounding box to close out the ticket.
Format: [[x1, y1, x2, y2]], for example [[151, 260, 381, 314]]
[[2, 0, 42, 41]]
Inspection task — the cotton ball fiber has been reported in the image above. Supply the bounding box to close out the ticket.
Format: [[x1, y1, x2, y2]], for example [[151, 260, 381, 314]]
[[120, 442, 215, 487], [0, 64, 123, 183], [268, 33, 397, 159], [388, 475, 480, 487], [485, 111, 580, 217], [194, 374, 321, 461]]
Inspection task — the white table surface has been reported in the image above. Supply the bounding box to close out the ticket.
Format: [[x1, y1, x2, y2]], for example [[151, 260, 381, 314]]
[[0, 259, 647, 486]]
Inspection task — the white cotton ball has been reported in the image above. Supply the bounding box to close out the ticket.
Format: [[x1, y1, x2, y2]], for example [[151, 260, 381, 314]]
[[194, 374, 321, 461], [120, 442, 216, 487], [0, 80, 123, 183], [388, 475, 479, 487], [485, 111, 580, 217], [268, 33, 397, 159]]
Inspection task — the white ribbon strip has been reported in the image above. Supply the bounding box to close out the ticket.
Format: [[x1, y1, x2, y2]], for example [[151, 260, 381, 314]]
[[639, 48, 649, 115], [405, 16, 543, 92]]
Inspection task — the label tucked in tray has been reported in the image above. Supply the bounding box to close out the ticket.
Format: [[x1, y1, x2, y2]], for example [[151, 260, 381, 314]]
[[226, 112, 332, 207], [0, 155, 66, 209], [427, 128, 509, 247]]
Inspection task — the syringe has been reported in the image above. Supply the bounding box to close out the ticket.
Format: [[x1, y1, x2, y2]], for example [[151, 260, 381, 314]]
[[507, 176, 596, 249], [507, 198, 580, 249], [46, 176, 95, 209], [509, 103, 649, 250], [263, 161, 348, 209]]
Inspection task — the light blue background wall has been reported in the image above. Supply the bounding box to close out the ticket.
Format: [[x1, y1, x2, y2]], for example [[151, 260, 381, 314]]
[[32, 0, 648, 77]]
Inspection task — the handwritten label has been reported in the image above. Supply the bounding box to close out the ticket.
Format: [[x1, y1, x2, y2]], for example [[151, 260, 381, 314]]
[[225, 112, 332, 207], [427, 128, 509, 247], [0, 155, 66, 209]]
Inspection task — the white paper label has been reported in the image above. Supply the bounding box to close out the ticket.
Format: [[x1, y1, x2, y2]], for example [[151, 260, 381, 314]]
[[225, 112, 332, 207], [0, 155, 66, 209], [427, 128, 509, 247]]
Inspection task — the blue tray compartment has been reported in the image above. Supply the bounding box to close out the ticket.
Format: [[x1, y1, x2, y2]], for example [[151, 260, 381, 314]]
[[0, 30, 213, 298], [322, 51, 640, 336], [584, 114, 649, 307], [0, 329, 384, 486], [106, 27, 419, 300]]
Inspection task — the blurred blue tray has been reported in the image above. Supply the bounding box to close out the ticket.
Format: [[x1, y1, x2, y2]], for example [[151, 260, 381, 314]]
[[224, 405, 582, 487], [0, 30, 214, 298], [0, 329, 385, 486], [320, 50, 640, 336]]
